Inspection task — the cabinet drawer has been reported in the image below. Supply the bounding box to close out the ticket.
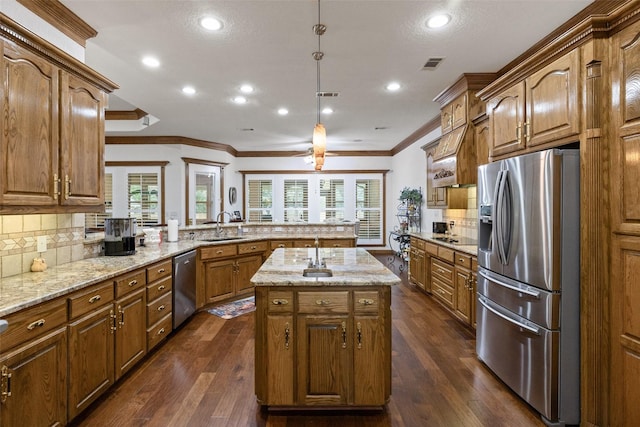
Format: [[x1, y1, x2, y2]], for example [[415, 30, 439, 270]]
[[147, 291, 172, 327], [410, 238, 425, 250], [147, 313, 172, 352], [146, 275, 173, 302], [270, 240, 293, 250], [294, 239, 316, 248], [431, 258, 454, 285], [147, 259, 172, 283], [424, 242, 439, 256], [322, 239, 353, 248], [268, 291, 293, 313], [437, 247, 455, 263], [354, 291, 380, 314], [454, 252, 472, 269], [298, 291, 349, 314], [200, 244, 237, 260], [432, 277, 454, 309], [68, 280, 114, 319], [238, 241, 268, 255], [1, 297, 67, 351], [115, 270, 147, 298]]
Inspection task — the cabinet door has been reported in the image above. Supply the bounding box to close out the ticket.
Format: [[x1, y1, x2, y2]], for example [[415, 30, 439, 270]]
[[236, 255, 262, 295], [59, 72, 106, 207], [488, 81, 526, 157], [204, 259, 235, 303], [0, 328, 67, 427], [441, 104, 453, 134], [454, 267, 472, 325], [525, 49, 580, 147], [68, 304, 115, 419], [451, 92, 467, 130], [265, 314, 294, 405], [353, 316, 386, 405], [115, 288, 146, 380], [297, 315, 350, 406], [0, 40, 59, 206]]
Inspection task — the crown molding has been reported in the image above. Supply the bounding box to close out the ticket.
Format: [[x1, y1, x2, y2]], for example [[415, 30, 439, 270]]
[[105, 109, 148, 121]]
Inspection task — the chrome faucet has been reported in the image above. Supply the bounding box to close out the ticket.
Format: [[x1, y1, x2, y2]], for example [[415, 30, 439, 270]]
[[314, 236, 320, 267], [215, 211, 233, 237], [306, 235, 326, 268]]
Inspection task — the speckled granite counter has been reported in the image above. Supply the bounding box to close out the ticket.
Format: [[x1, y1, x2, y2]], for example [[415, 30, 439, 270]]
[[251, 247, 400, 287], [408, 232, 478, 256]]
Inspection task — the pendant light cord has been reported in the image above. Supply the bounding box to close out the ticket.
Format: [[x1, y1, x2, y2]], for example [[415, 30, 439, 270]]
[[316, 0, 322, 125]]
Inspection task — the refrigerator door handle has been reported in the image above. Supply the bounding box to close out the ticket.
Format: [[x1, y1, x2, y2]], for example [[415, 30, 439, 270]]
[[478, 269, 541, 299], [495, 170, 508, 264], [478, 296, 541, 335]]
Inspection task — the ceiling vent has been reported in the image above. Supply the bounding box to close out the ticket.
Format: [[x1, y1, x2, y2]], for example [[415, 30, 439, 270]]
[[316, 91, 339, 97], [422, 57, 445, 70]]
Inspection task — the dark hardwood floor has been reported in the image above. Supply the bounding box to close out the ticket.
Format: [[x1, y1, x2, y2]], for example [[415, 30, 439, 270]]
[[71, 255, 544, 427]]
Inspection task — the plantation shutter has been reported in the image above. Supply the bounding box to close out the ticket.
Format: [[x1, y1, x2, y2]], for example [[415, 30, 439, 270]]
[[319, 178, 344, 222], [356, 178, 382, 243], [284, 179, 308, 222], [85, 173, 113, 229], [128, 172, 160, 227], [247, 179, 273, 222]]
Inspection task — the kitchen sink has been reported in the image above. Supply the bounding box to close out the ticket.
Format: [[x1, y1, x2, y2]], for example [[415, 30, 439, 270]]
[[302, 268, 333, 277], [201, 236, 244, 242]]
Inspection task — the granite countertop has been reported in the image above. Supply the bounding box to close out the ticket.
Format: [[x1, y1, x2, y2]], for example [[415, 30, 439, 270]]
[[408, 232, 478, 256], [251, 248, 400, 287], [0, 233, 358, 318]]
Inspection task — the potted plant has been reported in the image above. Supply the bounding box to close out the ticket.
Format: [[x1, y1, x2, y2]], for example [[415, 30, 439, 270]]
[[399, 187, 422, 206]]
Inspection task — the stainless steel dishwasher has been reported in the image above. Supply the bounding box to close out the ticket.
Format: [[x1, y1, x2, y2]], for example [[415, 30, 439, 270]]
[[173, 249, 197, 329]]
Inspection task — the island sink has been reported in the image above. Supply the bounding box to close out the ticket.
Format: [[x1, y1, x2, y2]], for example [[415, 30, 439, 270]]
[[302, 268, 333, 277]]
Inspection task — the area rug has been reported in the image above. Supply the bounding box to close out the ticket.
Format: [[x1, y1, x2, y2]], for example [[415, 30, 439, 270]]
[[207, 296, 255, 319]]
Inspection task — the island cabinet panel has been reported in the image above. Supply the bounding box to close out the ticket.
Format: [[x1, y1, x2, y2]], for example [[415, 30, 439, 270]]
[[353, 316, 386, 405], [265, 314, 295, 405]]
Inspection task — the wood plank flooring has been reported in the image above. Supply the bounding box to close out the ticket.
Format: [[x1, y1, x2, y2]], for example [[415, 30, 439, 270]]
[[70, 256, 544, 427]]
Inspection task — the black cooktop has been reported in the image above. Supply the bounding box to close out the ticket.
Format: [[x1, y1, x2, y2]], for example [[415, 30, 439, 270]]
[[432, 235, 477, 246]]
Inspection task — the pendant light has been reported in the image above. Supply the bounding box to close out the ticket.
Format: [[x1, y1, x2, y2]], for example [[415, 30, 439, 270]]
[[312, 0, 326, 171]]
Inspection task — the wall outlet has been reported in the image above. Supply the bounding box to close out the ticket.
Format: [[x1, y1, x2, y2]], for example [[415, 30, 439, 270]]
[[37, 236, 47, 253]]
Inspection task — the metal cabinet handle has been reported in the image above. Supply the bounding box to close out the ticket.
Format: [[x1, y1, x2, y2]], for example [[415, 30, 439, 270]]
[[53, 173, 60, 200], [516, 122, 522, 143], [1, 366, 12, 403], [27, 319, 45, 330], [157, 328, 166, 335], [64, 175, 71, 200], [216, 249, 224, 254], [157, 268, 165, 273], [341, 322, 347, 349], [356, 322, 362, 349], [315, 299, 331, 306], [278, 244, 285, 248], [128, 279, 138, 287], [357, 298, 374, 306], [157, 305, 166, 312], [284, 322, 290, 349], [110, 309, 116, 334], [118, 305, 124, 328], [272, 299, 289, 305], [250, 245, 257, 250], [158, 285, 165, 291], [89, 295, 101, 304]]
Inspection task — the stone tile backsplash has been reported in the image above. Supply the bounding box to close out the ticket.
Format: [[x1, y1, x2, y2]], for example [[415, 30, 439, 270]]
[[442, 185, 478, 240], [0, 213, 86, 278]]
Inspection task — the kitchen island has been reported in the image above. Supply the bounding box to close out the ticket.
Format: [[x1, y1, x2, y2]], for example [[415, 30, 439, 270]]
[[252, 247, 400, 409]]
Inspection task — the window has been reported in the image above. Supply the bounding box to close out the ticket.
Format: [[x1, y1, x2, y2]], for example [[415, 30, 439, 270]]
[[247, 179, 273, 222], [356, 178, 382, 244], [85, 173, 113, 229], [319, 178, 344, 222], [195, 173, 215, 224], [284, 179, 308, 222], [128, 173, 160, 227]]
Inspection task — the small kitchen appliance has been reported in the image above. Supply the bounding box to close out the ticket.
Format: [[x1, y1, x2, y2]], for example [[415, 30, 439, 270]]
[[432, 222, 448, 234], [104, 218, 137, 256]]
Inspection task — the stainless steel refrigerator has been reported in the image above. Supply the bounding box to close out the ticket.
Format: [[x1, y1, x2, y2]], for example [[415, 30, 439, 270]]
[[476, 148, 580, 426]]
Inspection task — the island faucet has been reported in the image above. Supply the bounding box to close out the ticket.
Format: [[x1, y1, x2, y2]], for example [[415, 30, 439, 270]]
[[215, 211, 233, 236]]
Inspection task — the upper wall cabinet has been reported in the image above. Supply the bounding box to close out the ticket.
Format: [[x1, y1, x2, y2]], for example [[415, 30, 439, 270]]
[[487, 49, 580, 158], [0, 15, 117, 214]]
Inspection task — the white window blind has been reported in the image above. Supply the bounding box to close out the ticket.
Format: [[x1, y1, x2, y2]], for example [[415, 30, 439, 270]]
[[247, 179, 273, 222], [128, 173, 160, 227], [356, 178, 382, 242], [85, 173, 113, 229], [284, 179, 308, 222], [319, 178, 345, 222]]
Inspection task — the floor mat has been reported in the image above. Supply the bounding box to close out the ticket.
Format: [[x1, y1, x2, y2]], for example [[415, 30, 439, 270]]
[[207, 296, 255, 319]]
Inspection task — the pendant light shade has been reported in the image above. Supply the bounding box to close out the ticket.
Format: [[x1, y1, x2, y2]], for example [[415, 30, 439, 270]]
[[313, 123, 326, 170]]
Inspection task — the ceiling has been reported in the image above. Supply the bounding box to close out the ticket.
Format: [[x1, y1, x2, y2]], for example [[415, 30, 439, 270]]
[[61, 0, 593, 153]]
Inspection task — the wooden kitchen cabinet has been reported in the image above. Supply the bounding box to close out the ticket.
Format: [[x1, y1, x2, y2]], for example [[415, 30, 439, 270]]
[[453, 252, 475, 326], [114, 270, 147, 380], [0, 297, 69, 427], [409, 237, 427, 291], [67, 281, 116, 419], [255, 286, 391, 408], [0, 34, 114, 213], [145, 259, 173, 352], [487, 49, 580, 158]]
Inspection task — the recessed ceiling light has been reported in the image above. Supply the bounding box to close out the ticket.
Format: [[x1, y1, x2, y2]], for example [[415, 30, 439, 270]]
[[427, 14, 451, 29], [277, 108, 289, 116], [322, 107, 333, 114], [182, 86, 196, 95], [200, 17, 223, 31], [386, 82, 401, 91], [233, 96, 247, 104], [240, 84, 254, 93], [142, 56, 160, 68]]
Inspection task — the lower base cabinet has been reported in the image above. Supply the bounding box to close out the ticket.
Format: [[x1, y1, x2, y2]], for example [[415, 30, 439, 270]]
[[255, 286, 391, 408]]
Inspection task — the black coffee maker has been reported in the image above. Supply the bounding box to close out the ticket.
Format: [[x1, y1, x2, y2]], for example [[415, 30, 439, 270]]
[[104, 218, 137, 256]]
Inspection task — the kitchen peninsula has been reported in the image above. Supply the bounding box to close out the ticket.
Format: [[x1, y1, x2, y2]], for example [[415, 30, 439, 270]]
[[252, 247, 399, 408]]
